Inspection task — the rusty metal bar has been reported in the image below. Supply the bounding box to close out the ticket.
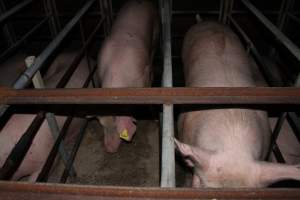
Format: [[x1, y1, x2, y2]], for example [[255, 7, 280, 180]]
[[1, 87, 299, 104], [1, 181, 300, 199], [0, 0, 34, 24], [0, 112, 45, 180]]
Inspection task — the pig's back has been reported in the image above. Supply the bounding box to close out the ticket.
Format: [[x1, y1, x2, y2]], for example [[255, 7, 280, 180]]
[[182, 22, 255, 87]]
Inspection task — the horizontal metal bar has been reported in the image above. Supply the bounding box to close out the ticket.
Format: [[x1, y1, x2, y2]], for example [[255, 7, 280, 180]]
[[241, 0, 300, 63], [0, 87, 299, 105], [1, 181, 300, 199], [0, 0, 34, 24]]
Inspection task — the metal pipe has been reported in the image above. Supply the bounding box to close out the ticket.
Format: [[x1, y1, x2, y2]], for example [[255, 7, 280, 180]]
[[0, 112, 45, 180], [36, 116, 74, 182], [0, 1, 16, 47], [13, 0, 96, 89], [25, 56, 76, 178], [229, 16, 280, 86], [160, 0, 175, 187], [60, 119, 88, 183], [241, 0, 300, 63], [0, 0, 34, 24], [55, 16, 104, 88], [0, 87, 300, 105], [0, 17, 49, 62], [0, 0, 96, 117]]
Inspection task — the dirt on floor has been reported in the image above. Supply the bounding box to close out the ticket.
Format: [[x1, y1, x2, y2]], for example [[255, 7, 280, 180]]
[[49, 119, 160, 187]]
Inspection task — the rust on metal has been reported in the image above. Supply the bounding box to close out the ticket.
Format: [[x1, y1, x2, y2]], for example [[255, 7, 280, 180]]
[[0, 87, 299, 105], [0, 181, 300, 200]]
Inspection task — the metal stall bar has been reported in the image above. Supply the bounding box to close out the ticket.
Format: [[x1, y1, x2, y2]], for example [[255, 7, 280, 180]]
[[160, 0, 175, 187], [43, 0, 58, 38], [0, 1, 16, 47], [0, 0, 96, 117], [228, 17, 278, 86], [287, 13, 300, 25], [1, 181, 300, 200], [38, 63, 98, 182], [25, 56, 76, 177], [277, 0, 294, 30], [0, 0, 34, 24], [0, 17, 49, 61], [241, 0, 300, 162], [241, 0, 300, 63], [0, 112, 46, 180], [1, 87, 298, 107]]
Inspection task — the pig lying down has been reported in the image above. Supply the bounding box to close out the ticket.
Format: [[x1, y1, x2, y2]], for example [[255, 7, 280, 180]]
[[0, 52, 88, 181], [175, 20, 300, 188], [97, 0, 159, 152]]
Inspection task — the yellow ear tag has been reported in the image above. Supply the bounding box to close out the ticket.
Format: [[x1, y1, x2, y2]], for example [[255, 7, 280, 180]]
[[120, 129, 129, 141]]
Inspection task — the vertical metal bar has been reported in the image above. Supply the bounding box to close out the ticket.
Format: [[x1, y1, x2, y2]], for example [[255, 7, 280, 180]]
[[160, 0, 175, 187], [219, 0, 225, 22], [25, 56, 76, 178], [60, 119, 88, 183], [0, 0, 96, 118], [0, 1, 16, 47], [241, 0, 300, 63], [36, 116, 74, 182], [43, 0, 58, 38]]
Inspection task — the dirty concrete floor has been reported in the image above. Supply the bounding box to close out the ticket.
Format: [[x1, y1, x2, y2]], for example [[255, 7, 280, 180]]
[[49, 120, 160, 187]]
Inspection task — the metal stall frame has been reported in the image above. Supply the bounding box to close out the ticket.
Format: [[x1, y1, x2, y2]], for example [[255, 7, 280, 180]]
[[0, 0, 300, 199]]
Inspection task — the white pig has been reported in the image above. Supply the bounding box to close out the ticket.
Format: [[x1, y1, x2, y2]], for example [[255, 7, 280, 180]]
[[97, 0, 159, 152], [0, 52, 89, 181], [175, 21, 300, 188]]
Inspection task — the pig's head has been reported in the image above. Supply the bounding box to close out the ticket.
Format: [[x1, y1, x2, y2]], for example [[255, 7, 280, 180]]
[[98, 116, 137, 153], [175, 139, 300, 188]]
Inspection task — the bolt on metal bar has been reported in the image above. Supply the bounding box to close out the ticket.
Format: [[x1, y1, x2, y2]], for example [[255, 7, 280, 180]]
[[0, 0, 96, 117], [0, 112, 45, 180], [25, 56, 76, 178], [160, 0, 175, 187], [0, 0, 34, 24], [241, 0, 300, 63]]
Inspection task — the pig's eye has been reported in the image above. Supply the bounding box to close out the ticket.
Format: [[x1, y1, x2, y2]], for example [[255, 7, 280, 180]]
[[133, 121, 137, 125]]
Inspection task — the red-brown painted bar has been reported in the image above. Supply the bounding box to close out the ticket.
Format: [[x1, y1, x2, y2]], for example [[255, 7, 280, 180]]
[[0, 87, 299, 105], [0, 181, 299, 200]]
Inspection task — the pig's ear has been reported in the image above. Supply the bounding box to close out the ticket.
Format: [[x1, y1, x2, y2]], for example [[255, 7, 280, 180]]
[[174, 138, 212, 170], [256, 162, 300, 186]]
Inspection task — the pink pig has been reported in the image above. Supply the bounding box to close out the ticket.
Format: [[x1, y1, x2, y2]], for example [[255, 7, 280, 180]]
[[175, 20, 300, 188], [97, 0, 159, 152], [0, 52, 89, 181]]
